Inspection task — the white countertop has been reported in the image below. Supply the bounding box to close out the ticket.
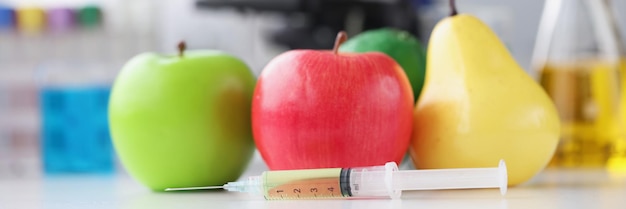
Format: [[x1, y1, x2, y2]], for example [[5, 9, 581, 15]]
[[2, 159, 626, 209]]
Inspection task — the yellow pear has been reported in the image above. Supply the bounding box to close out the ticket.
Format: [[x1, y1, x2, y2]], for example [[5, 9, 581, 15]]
[[411, 4, 561, 186]]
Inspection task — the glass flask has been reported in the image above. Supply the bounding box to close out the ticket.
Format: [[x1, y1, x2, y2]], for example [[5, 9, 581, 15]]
[[532, 0, 625, 167], [605, 0, 626, 172]]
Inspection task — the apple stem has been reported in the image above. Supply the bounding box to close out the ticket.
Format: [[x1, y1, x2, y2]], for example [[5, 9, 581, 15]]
[[333, 31, 348, 55], [450, 0, 458, 16], [178, 41, 186, 57]]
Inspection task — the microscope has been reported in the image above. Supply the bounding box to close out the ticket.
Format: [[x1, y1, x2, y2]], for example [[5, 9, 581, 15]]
[[196, 0, 422, 49]]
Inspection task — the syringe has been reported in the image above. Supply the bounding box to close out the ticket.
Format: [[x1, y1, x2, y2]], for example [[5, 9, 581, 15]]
[[166, 160, 507, 200]]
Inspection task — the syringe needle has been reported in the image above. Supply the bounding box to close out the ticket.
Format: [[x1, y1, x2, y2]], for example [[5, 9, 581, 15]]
[[165, 186, 224, 191]]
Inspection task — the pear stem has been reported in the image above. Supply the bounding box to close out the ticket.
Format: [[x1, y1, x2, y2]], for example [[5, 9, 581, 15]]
[[333, 31, 348, 55], [450, 0, 458, 16], [178, 41, 186, 57]]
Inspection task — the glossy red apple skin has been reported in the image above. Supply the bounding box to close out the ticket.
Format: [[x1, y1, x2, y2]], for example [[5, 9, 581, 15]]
[[252, 50, 414, 170]]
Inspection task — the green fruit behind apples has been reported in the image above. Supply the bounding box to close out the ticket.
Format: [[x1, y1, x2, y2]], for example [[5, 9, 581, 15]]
[[339, 29, 426, 102]]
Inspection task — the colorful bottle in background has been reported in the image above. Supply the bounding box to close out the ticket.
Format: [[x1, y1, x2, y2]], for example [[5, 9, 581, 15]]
[[0, 5, 11, 148], [77, 5, 105, 62], [16, 6, 46, 63], [0, 5, 12, 29], [15, 6, 44, 34], [1, 3, 43, 178], [47, 8, 76, 67], [0, 5, 15, 62]]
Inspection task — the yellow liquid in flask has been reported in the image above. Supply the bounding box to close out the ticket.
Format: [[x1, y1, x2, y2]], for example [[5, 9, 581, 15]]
[[540, 60, 622, 167], [607, 58, 626, 172]]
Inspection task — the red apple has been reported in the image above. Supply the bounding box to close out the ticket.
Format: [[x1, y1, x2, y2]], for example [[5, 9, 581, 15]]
[[252, 32, 414, 170]]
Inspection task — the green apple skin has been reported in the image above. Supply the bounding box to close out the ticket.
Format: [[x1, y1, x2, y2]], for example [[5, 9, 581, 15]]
[[109, 50, 256, 191]]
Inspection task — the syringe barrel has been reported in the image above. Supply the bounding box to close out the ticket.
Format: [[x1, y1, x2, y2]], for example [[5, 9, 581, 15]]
[[347, 164, 392, 198], [350, 160, 507, 199], [393, 160, 507, 194]]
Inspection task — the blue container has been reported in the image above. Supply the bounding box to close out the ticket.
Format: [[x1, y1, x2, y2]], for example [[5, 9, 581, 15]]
[[40, 86, 113, 173], [0, 5, 14, 29]]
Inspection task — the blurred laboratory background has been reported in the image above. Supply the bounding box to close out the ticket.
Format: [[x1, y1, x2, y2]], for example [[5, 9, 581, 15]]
[[0, 0, 626, 178]]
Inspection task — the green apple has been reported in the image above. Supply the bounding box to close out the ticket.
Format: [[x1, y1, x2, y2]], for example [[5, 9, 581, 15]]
[[109, 42, 256, 191], [339, 28, 426, 102]]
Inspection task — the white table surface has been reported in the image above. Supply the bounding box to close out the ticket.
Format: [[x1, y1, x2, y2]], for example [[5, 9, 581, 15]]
[[2, 157, 626, 209]]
